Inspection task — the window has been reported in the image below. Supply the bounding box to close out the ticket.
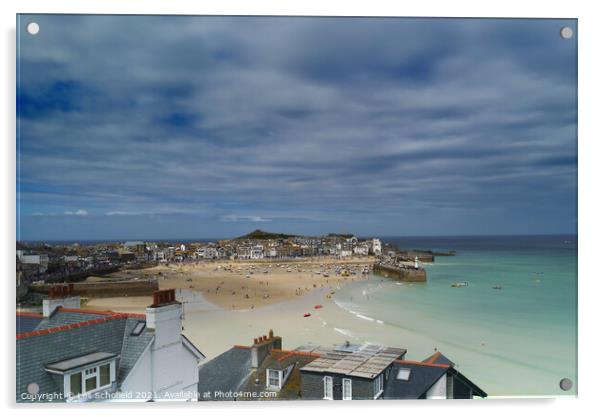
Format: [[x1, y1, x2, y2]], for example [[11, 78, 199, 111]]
[[99, 364, 111, 386], [131, 321, 146, 336], [267, 369, 281, 388], [342, 378, 352, 400], [323, 376, 333, 400], [373, 373, 384, 399], [70, 373, 82, 396], [396, 368, 411, 381], [85, 375, 97, 392], [84, 366, 98, 392], [66, 361, 114, 399]]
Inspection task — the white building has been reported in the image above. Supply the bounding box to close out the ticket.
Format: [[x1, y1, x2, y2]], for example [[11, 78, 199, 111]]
[[372, 239, 382, 256], [18, 253, 49, 273], [250, 245, 264, 260], [353, 245, 369, 256], [196, 247, 218, 260], [339, 249, 352, 258], [17, 288, 205, 402]]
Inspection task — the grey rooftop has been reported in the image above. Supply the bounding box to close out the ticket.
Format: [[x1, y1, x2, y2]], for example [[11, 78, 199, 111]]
[[45, 352, 118, 373]]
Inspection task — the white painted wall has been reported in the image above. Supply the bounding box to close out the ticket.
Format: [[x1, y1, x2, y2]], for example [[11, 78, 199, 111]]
[[146, 303, 182, 348], [426, 375, 447, 399], [145, 302, 200, 401], [119, 346, 152, 399], [43, 296, 81, 317]]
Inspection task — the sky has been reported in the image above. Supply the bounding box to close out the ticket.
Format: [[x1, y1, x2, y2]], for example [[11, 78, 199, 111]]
[[16, 16, 577, 241]]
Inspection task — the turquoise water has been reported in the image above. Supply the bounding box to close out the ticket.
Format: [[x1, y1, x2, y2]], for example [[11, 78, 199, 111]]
[[332, 235, 577, 397]]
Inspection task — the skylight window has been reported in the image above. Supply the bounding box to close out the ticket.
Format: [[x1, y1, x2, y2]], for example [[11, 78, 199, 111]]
[[131, 321, 146, 336], [396, 368, 411, 381]]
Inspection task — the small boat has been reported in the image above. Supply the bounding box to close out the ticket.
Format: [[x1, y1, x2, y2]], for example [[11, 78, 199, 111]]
[[314, 304, 323, 309], [303, 313, 311, 317], [492, 285, 502, 290], [451, 281, 468, 288]]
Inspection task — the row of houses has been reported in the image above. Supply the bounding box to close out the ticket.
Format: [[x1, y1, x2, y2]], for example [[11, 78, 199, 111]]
[[16, 235, 383, 283], [157, 236, 383, 262], [199, 332, 486, 401], [16, 287, 486, 403]]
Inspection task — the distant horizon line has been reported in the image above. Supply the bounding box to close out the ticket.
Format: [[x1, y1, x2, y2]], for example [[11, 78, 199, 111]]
[[17, 232, 578, 244]]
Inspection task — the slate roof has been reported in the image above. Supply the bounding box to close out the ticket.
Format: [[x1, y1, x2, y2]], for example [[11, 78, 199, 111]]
[[383, 361, 450, 399], [118, 318, 155, 383], [422, 351, 455, 366], [197, 346, 253, 400], [16, 313, 43, 333], [383, 352, 487, 399], [16, 308, 154, 402], [34, 310, 110, 330]]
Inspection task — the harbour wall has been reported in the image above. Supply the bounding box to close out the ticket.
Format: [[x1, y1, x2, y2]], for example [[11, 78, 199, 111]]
[[28, 279, 159, 298], [373, 264, 427, 282]]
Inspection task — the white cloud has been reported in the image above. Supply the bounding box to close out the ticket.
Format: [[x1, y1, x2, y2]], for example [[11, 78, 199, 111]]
[[64, 209, 88, 216], [219, 215, 272, 223], [106, 211, 138, 216]]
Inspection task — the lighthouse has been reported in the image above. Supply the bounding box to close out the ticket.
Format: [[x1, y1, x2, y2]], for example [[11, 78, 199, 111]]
[[414, 256, 419, 269]]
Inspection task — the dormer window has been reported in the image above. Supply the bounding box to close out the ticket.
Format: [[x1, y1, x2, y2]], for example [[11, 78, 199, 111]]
[[67, 362, 114, 399], [267, 369, 281, 389], [266, 364, 294, 390], [44, 352, 118, 401]]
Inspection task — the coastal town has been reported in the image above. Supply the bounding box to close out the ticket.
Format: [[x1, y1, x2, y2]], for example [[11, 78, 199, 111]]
[[17, 230, 442, 301], [17, 230, 385, 284], [15, 230, 479, 403]]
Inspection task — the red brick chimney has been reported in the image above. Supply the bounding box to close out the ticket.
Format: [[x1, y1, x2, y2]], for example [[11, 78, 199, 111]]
[[43, 284, 80, 317], [251, 330, 282, 368], [151, 288, 176, 307]]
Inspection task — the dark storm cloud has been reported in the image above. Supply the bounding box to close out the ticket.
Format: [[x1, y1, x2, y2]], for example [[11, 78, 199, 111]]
[[16, 16, 577, 240]]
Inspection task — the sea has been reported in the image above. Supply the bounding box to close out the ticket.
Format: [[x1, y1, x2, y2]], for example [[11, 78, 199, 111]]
[[330, 234, 577, 397]]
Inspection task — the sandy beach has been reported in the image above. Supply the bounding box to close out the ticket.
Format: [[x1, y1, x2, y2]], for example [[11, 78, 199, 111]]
[[82, 257, 375, 311]]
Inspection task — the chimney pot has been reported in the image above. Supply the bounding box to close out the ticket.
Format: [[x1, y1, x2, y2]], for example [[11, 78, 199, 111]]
[[152, 289, 179, 307], [269, 329, 274, 339], [254, 338, 258, 344]]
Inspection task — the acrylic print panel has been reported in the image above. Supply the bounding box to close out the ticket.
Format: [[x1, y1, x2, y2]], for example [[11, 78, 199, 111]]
[[16, 15, 577, 402]]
